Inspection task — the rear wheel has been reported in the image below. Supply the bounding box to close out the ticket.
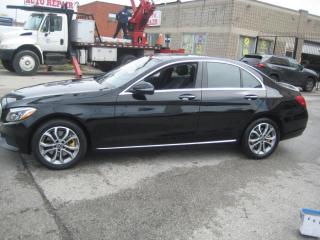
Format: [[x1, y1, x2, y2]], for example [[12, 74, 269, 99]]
[[13, 50, 40, 76], [304, 78, 315, 92], [241, 118, 280, 159], [1, 60, 15, 72], [32, 119, 87, 170], [117, 54, 137, 66], [96, 62, 115, 73]]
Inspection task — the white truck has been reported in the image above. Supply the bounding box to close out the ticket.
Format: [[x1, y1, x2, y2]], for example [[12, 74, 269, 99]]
[[0, 5, 172, 76]]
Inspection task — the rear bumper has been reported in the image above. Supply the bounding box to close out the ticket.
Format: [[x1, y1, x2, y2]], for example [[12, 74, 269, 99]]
[[281, 128, 305, 141], [0, 122, 31, 153], [0, 49, 15, 61]]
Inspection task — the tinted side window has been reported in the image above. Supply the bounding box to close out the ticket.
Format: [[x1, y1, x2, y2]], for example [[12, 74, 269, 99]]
[[52, 16, 62, 31], [241, 56, 262, 65], [207, 63, 241, 88], [145, 63, 198, 90], [270, 57, 289, 66], [242, 70, 262, 88]]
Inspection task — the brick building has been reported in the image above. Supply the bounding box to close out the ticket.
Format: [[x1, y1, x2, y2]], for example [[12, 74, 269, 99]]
[[78, 1, 124, 37], [146, 0, 320, 63]]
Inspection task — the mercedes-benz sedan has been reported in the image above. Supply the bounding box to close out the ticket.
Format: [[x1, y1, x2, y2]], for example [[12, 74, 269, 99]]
[[0, 55, 308, 169]]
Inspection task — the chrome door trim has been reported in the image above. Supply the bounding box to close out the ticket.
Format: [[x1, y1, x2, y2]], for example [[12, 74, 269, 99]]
[[96, 139, 237, 150], [119, 59, 265, 96]]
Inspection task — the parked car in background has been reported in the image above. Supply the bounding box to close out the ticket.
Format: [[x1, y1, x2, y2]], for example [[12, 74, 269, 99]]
[[240, 54, 319, 92], [0, 56, 308, 169]]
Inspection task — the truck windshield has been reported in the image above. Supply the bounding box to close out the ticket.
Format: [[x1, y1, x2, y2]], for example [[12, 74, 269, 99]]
[[97, 56, 163, 89], [24, 14, 44, 30]]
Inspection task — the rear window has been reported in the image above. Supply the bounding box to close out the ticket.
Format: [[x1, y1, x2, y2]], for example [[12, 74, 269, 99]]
[[241, 55, 262, 65], [270, 57, 289, 67], [207, 62, 241, 88]]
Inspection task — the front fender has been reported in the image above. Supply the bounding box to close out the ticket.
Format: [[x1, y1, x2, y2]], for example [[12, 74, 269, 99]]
[[0, 37, 44, 63]]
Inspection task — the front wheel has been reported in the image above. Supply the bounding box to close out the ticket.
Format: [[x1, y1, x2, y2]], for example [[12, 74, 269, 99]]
[[241, 118, 280, 159], [32, 119, 87, 170], [13, 50, 40, 76]]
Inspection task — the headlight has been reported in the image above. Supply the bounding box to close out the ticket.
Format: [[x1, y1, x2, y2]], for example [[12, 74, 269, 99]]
[[6, 107, 37, 122]]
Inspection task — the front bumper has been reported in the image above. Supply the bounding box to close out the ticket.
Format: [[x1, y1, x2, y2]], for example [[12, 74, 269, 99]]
[[0, 122, 31, 153], [0, 49, 15, 61]]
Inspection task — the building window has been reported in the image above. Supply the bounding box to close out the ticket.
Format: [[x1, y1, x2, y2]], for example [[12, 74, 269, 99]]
[[239, 36, 256, 58], [182, 33, 206, 55], [108, 13, 117, 22], [256, 39, 272, 55], [146, 33, 171, 48]]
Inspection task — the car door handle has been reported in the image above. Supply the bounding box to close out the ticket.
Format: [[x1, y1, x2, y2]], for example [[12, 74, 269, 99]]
[[179, 94, 196, 101], [244, 94, 258, 100]]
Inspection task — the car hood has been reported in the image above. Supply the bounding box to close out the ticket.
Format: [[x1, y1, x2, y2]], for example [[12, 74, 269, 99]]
[[0, 28, 33, 42], [7, 77, 105, 101], [303, 67, 319, 77]]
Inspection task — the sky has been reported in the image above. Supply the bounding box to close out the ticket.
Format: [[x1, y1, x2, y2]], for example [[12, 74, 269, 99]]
[[0, 0, 319, 22]]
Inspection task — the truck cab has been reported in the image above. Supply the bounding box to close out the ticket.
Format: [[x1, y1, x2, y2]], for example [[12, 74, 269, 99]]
[[0, 11, 68, 75]]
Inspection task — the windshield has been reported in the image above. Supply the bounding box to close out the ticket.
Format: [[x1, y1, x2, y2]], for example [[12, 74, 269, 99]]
[[24, 14, 45, 30], [97, 57, 163, 89]]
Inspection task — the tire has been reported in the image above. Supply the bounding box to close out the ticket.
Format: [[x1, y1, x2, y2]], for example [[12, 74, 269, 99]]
[[270, 74, 279, 82], [13, 50, 40, 76], [1, 60, 15, 72], [96, 62, 115, 72], [32, 119, 87, 170], [117, 54, 137, 67], [304, 78, 315, 92], [241, 118, 280, 159]]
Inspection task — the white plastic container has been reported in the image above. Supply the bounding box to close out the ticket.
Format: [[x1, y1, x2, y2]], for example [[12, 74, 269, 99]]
[[300, 208, 320, 238]]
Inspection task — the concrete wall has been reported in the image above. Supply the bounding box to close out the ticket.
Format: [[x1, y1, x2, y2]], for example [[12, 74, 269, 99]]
[[147, 0, 320, 60]]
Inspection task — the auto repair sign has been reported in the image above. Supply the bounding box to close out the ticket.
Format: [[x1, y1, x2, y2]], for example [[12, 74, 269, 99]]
[[148, 11, 161, 26], [24, 0, 76, 9]]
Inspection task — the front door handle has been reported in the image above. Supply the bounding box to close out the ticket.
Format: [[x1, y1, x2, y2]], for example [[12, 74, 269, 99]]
[[179, 94, 196, 101], [244, 94, 258, 101], [60, 39, 64, 45]]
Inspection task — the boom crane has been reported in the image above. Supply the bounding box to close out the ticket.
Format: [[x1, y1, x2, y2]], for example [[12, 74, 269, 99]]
[[128, 0, 155, 45]]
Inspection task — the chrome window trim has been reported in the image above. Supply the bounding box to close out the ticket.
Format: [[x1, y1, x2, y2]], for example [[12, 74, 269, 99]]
[[96, 139, 237, 150], [119, 59, 265, 96]]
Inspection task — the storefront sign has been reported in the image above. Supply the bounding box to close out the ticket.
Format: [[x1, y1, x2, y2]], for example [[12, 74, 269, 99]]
[[24, 0, 75, 9], [148, 11, 161, 26]]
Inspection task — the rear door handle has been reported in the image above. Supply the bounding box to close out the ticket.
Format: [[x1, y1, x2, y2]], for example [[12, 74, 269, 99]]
[[179, 94, 196, 101], [244, 94, 258, 100]]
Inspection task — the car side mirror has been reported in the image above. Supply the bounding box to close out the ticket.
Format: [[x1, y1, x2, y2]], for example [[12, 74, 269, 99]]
[[298, 64, 304, 71], [131, 81, 155, 95]]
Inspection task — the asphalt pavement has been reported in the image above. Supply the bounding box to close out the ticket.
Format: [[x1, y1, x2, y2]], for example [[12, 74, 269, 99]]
[[0, 69, 319, 240]]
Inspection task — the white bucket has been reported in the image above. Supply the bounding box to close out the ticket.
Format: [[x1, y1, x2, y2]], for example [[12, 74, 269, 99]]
[[300, 208, 320, 238]]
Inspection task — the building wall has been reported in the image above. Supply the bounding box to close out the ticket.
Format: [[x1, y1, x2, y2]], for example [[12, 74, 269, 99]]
[[78, 1, 123, 37], [146, 0, 320, 60]]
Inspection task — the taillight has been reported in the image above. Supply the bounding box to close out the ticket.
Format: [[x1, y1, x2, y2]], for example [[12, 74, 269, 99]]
[[296, 95, 307, 108], [256, 63, 265, 68]]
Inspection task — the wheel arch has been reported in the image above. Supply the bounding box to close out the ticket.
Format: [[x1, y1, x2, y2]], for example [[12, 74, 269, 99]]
[[28, 114, 92, 153], [240, 113, 283, 141], [14, 45, 43, 64]]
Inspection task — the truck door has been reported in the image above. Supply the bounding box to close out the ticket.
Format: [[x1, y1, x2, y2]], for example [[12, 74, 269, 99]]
[[38, 14, 68, 52]]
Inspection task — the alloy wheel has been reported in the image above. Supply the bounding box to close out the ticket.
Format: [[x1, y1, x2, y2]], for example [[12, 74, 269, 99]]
[[248, 123, 277, 156], [39, 126, 80, 165]]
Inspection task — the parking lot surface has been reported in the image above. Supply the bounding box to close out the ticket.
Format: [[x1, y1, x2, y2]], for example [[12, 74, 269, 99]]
[[0, 69, 319, 240]]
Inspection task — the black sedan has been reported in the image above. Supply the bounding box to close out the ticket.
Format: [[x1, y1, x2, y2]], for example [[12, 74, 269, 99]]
[[0, 55, 308, 169]]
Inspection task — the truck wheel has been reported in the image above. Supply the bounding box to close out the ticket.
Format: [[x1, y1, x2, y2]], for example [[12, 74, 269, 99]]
[[96, 62, 114, 72], [13, 50, 40, 76], [117, 55, 137, 66], [1, 60, 15, 72]]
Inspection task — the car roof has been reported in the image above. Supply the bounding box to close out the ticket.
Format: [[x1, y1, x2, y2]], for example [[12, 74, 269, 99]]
[[153, 54, 249, 67]]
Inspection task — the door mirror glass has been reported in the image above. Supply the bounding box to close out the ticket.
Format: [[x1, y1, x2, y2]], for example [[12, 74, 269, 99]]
[[131, 81, 155, 95]]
